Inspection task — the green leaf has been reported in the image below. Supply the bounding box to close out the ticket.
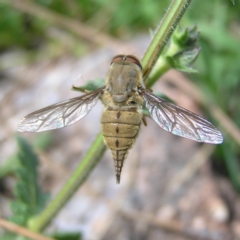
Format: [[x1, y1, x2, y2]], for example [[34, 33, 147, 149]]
[[166, 47, 201, 73], [147, 25, 200, 87], [0, 233, 16, 240], [0, 133, 52, 179], [72, 78, 105, 93], [0, 232, 30, 240], [164, 26, 200, 73], [0, 154, 20, 179], [51, 232, 82, 240], [173, 26, 198, 48], [9, 136, 48, 227]]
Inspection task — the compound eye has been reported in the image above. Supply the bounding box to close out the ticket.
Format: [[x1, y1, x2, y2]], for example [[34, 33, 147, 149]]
[[110, 55, 142, 70], [125, 55, 142, 69], [110, 55, 125, 65]]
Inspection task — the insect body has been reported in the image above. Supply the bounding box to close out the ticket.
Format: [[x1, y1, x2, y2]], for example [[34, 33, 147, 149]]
[[101, 55, 144, 182], [18, 55, 223, 183]]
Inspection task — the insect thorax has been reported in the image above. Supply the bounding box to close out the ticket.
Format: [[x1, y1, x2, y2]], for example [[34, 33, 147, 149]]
[[105, 60, 143, 103]]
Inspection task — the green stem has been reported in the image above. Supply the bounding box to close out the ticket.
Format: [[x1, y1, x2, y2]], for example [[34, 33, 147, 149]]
[[146, 56, 170, 88], [141, 0, 192, 83], [28, 0, 193, 233], [29, 132, 106, 232]]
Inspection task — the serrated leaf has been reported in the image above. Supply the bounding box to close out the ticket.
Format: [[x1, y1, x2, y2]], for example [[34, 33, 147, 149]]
[[166, 47, 200, 73], [10, 201, 28, 225], [0, 134, 52, 179], [0, 154, 20, 179], [173, 26, 198, 48], [9, 136, 48, 227]]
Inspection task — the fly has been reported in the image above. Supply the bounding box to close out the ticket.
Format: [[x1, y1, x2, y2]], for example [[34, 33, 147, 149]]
[[18, 55, 223, 183]]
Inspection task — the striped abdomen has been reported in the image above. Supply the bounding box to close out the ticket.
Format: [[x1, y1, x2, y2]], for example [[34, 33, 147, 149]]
[[101, 108, 141, 183]]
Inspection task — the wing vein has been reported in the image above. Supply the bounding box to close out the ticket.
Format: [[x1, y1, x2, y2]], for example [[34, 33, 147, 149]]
[[18, 87, 105, 132], [140, 87, 223, 144]]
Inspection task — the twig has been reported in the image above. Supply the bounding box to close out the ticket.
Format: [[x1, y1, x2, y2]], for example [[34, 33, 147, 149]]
[[120, 208, 227, 240], [0, 218, 55, 240], [120, 209, 184, 234]]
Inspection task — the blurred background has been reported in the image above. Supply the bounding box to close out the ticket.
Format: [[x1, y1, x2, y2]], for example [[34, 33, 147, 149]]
[[0, 0, 240, 239]]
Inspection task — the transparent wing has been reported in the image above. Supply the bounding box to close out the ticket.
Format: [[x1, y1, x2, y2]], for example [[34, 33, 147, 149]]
[[18, 87, 105, 132], [140, 88, 223, 144]]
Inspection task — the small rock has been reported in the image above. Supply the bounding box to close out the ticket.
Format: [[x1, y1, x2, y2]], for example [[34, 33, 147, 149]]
[[208, 197, 229, 223], [192, 216, 206, 230], [157, 205, 176, 220]]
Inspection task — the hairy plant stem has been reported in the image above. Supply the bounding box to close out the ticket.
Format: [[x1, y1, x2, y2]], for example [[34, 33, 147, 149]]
[[29, 0, 192, 232], [142, 0, 192, 87], [29, 133, 106, 232]]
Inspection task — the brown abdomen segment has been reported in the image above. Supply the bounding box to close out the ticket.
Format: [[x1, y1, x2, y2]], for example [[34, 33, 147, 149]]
[[101, 108, 141, 183]]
